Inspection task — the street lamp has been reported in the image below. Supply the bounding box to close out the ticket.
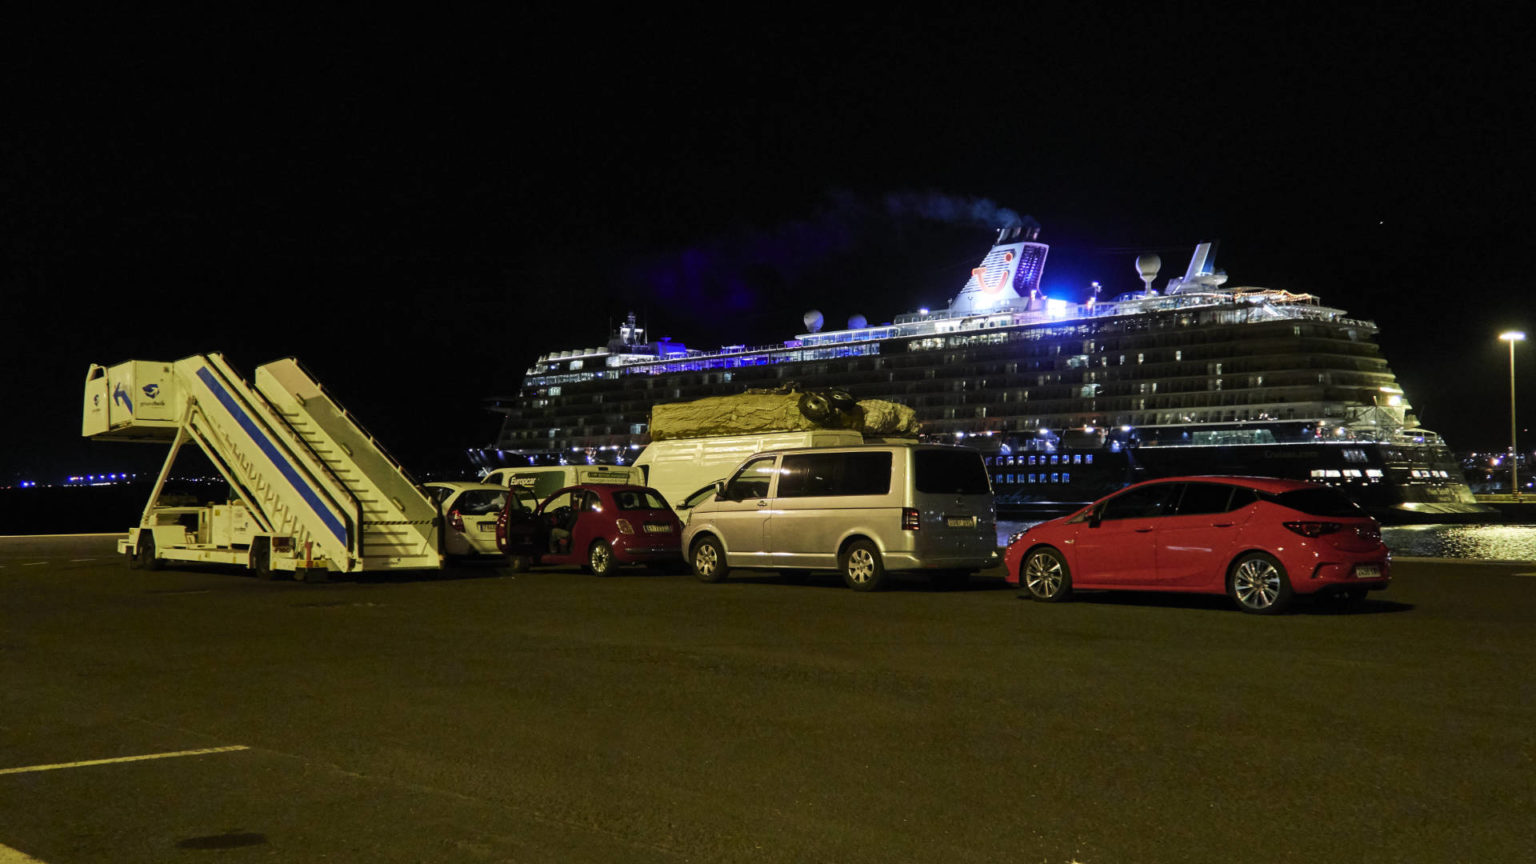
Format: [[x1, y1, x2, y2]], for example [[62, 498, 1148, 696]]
[[1499, 331, 1525, 500]]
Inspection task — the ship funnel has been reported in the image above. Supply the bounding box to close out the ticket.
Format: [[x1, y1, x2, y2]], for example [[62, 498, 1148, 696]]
[[950, 223, 1049, 314]]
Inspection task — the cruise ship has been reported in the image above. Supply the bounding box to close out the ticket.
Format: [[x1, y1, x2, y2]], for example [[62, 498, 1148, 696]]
[[476, 224, 1493, 523]]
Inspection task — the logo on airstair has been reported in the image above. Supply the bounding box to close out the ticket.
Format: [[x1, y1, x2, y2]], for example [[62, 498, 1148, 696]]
[[110, 382, 165, 413]]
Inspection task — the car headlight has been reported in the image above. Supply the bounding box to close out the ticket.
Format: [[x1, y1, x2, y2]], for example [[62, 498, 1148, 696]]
[[1006, 530, 1029, 546]]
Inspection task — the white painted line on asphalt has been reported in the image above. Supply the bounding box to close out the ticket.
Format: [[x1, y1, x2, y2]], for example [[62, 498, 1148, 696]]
[[21, 562, 45, 567], [0, 842, 48, 863], [68, 558, 96, 562], [0, 745, 249, 776]]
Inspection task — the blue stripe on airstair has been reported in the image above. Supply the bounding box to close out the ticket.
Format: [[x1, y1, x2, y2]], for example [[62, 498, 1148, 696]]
[[194, 367, 349, 547]]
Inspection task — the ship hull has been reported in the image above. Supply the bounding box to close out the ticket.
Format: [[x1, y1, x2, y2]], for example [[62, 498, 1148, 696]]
[[987, 442, 1497, 524]]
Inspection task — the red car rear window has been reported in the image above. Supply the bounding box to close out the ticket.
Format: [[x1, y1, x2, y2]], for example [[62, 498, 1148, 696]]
[[1264, 488, 1365, 518], [613, 489, 669, 510]]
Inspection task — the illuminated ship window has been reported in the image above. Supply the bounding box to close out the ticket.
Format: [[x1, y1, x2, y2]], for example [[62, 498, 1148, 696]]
[[1085, 455, 1094, 464], [1062, 473, 1070, 483], [1366, 469, 1384, 478]]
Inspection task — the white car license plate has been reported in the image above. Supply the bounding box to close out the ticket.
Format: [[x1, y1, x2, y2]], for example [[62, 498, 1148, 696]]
[[644, 524, 672, 533], [946, 516, 975, 528], [1355, 564, 1381, 579], [478, 521, 497, 532]]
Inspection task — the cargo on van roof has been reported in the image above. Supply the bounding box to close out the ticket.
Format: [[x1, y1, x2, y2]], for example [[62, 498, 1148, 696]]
[[632, 429, 866, 512]]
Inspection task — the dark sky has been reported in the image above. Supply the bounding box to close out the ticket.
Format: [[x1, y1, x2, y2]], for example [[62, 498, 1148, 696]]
[[4, 6, 1534, 483]]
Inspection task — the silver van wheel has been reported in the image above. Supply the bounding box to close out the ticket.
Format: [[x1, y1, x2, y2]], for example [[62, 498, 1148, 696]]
[[841, 540, 885, 591], [692, 536, 729, 583]]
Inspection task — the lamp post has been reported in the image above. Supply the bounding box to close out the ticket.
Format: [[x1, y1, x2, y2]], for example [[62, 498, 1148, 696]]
[[1499, 331, 1525, 500]]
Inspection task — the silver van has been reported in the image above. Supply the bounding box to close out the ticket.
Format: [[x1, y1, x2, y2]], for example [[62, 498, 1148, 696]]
[[680, 444, 998, 590]]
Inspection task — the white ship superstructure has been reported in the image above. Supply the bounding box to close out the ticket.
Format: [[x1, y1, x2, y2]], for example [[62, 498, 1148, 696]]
[[479, 225, 1490, 522]]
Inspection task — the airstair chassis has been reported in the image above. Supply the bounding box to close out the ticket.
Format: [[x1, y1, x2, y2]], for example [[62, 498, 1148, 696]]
[[86, 354, 444, 579]]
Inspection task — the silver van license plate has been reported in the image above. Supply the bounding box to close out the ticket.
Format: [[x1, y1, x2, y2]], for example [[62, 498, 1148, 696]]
[[945, 516, 976, 528]]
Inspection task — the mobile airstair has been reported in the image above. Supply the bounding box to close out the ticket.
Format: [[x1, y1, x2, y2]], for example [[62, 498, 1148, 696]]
[[83, 354, 443, 578]]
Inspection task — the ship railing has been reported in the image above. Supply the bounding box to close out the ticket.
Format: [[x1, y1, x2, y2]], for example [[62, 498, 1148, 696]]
[[524, 289, 1379, 381]]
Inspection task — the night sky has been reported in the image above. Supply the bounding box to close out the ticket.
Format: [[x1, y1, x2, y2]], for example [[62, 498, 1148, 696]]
[[5, 7, 1534, 485]]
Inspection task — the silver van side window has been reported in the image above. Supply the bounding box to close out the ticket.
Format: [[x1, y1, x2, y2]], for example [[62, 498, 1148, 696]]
[[778, 452, 892, 498], [725, 456, 777, 500]]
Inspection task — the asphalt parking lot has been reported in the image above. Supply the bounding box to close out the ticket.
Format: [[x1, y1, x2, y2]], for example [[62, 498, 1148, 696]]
[[2, 535, 1533, 863]]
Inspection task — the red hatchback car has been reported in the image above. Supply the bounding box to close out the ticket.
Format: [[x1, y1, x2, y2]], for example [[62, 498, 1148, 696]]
[[495, 483, 683, 576], [1003, 476, 1390, 614]]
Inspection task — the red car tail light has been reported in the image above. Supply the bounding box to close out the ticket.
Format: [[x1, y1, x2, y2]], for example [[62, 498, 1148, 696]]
[[1284, 521, 1342, 538], [615, 518, 635, 535], [901, 508, 921, 530]]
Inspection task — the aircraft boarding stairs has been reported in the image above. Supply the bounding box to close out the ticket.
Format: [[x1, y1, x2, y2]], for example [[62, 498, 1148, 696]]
[[83, 354, 442, 575]]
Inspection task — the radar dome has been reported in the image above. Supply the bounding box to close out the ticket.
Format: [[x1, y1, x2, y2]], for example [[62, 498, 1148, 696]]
[[803, 310, 824, 333], [1135, 253, 1162, 294], [848, 313, 867, 330]]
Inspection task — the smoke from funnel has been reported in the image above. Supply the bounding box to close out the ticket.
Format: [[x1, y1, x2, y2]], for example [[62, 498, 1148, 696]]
[[881, 191, 1033, 232]]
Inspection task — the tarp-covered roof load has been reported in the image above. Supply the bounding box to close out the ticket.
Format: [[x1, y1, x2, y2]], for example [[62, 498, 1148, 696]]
[[649, 384, 919, 441]]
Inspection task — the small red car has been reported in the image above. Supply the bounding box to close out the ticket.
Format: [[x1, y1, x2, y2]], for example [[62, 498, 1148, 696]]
[[1003, 476, 1390, 614], [495, 483, 684, 575]]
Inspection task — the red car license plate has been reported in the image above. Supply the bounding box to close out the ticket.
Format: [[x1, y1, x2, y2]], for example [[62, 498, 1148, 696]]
[[1355, 564, 1381, 579]]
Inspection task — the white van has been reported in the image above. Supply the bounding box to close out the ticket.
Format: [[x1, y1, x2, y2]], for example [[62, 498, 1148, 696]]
[[680, 443, 998, 591], [633, 429, 864, 512], [481, 464, 643, 501]]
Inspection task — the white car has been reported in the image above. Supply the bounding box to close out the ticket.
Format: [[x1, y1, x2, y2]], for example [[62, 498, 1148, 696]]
[[426, 481, 509, 558]]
